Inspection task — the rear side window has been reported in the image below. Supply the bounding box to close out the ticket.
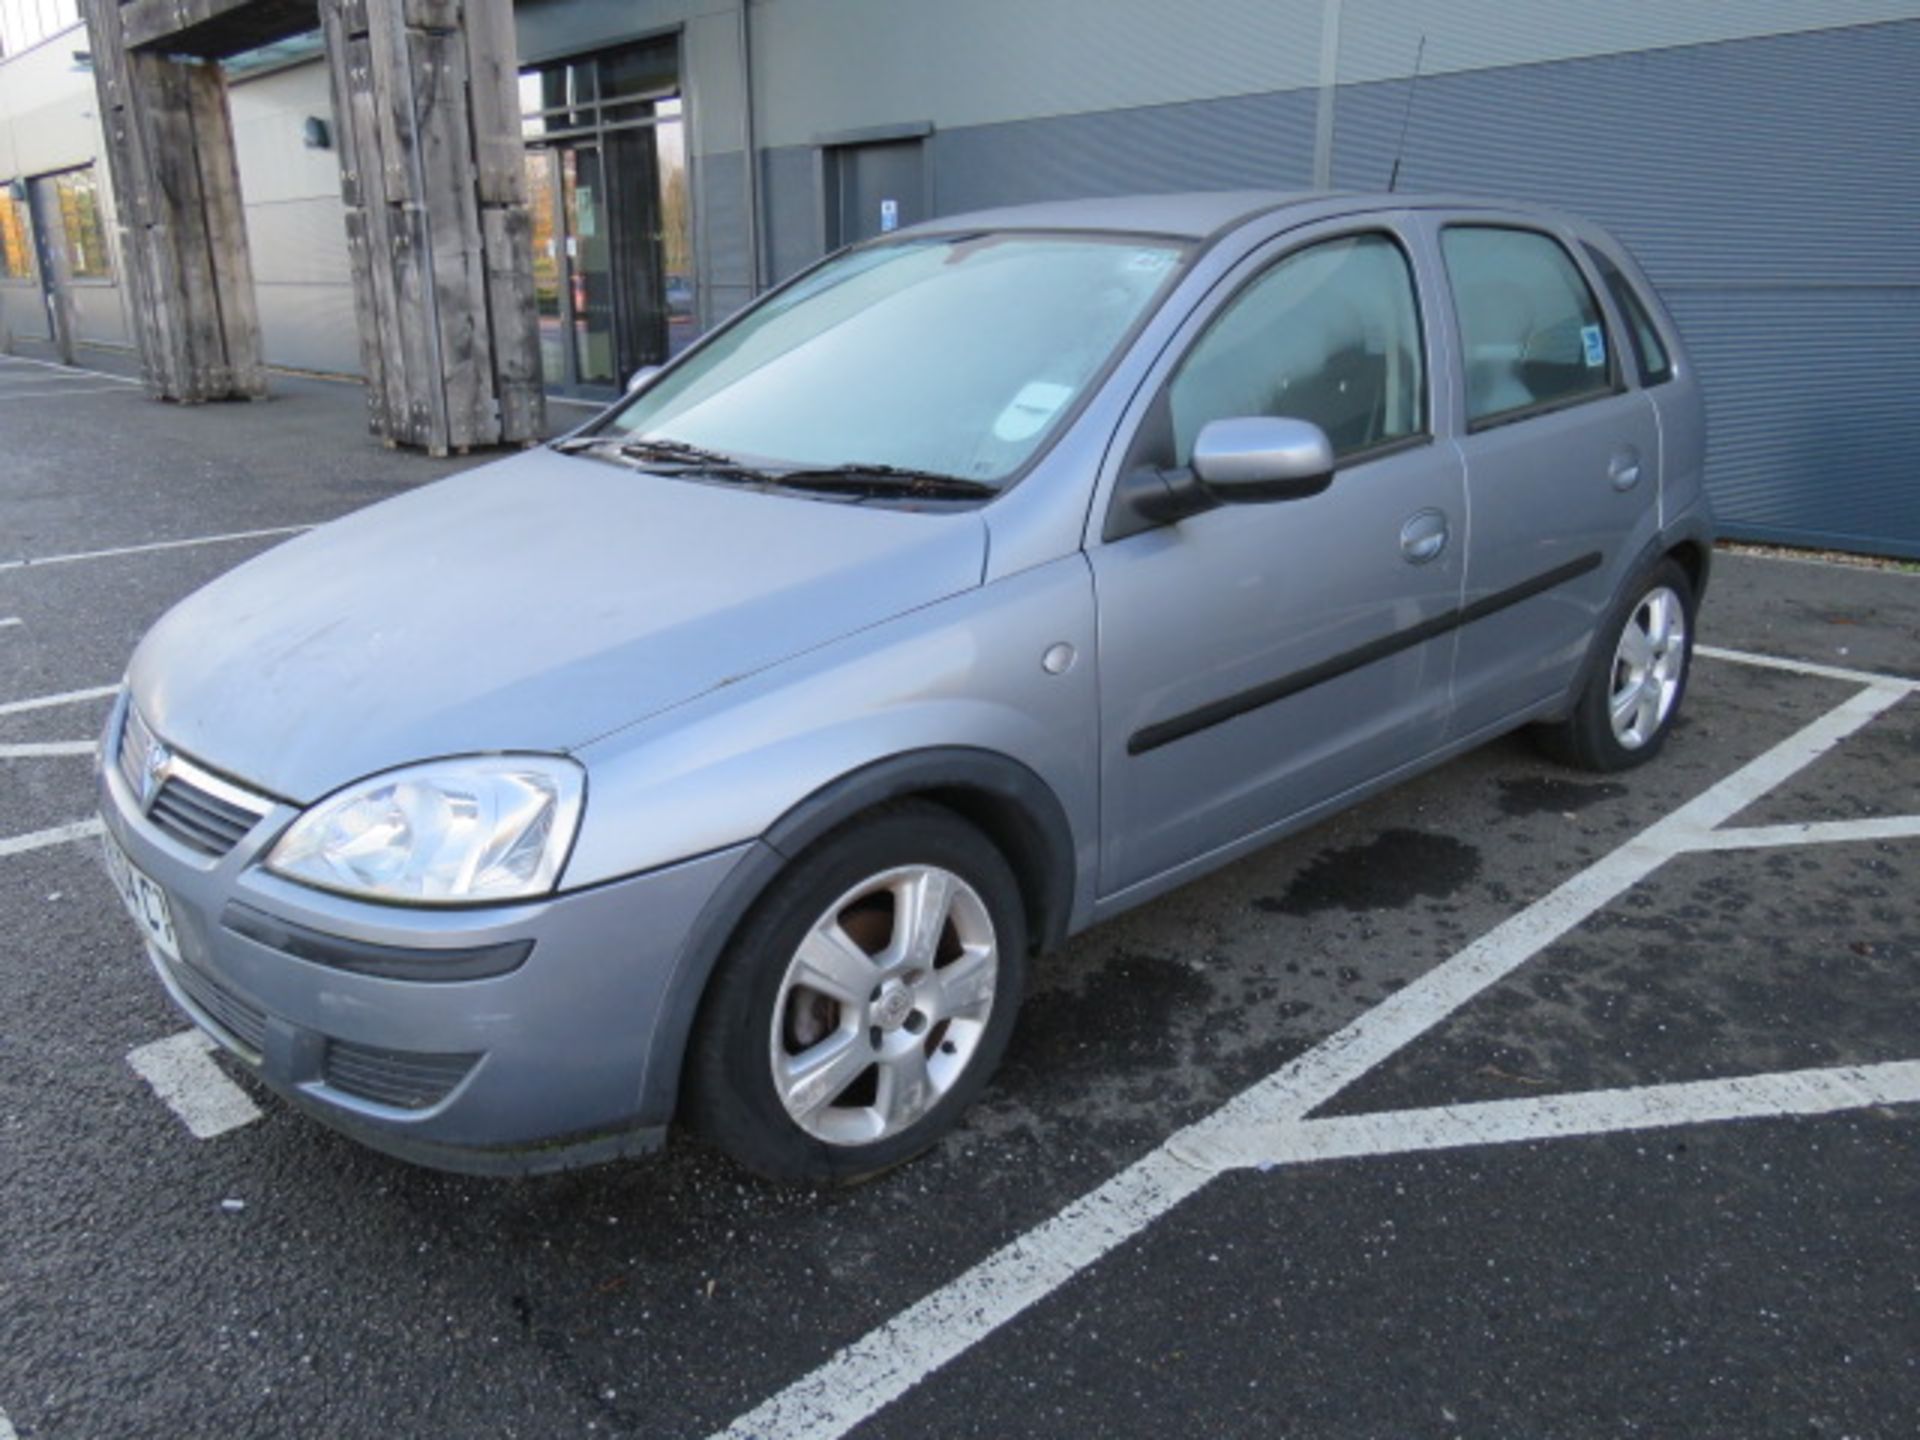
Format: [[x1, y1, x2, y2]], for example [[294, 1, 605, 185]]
[[1442, 226, 1616, 429], [1165, 232, 1426, 464], [1584, 244, 1673, 386]]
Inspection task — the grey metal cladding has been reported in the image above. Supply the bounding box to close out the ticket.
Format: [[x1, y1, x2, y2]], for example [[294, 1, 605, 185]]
[[697, 147, 751, 293], [1330, 21, 1920, 557], [932, 89, 1319, 215], [761, 145, 822, 282]]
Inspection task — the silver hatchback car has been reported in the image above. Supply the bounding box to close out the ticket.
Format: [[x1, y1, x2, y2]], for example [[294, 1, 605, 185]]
[[99, 191, 1710, 1181]]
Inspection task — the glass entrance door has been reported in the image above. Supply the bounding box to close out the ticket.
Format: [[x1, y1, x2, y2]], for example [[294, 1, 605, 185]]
[[520, 36, 691, 398]]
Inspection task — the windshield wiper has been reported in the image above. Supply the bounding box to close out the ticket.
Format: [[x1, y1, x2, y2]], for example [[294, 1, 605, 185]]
[[770, 462, 997, 500], [554, 434, 776, 481]]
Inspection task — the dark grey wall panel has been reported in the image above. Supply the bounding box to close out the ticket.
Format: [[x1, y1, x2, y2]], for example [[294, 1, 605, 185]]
[[932, 89, 1318, 214], [1330, 20, 1920, 556], [762, 144, 820, 283]]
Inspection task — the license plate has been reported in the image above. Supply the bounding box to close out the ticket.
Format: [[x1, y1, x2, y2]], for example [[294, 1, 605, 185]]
[[103, 829, 182, 964]]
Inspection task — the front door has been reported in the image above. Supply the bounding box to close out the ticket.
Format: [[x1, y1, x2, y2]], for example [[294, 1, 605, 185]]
[[1091, 223, 1466, 899]]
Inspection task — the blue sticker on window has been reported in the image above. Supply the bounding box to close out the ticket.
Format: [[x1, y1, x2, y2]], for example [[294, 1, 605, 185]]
[[1580, 323, 1606, 369]]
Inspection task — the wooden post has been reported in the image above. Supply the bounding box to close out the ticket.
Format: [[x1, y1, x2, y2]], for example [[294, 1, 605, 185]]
[[321, 0, 545, 453], [77, 0, 268, 402]]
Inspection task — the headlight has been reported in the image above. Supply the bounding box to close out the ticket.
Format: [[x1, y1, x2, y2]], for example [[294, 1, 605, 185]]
[[265, 756, 585, 905]]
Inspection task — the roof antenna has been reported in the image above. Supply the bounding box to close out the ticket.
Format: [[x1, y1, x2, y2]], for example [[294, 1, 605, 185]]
[[1386, 34, 1427, 193]]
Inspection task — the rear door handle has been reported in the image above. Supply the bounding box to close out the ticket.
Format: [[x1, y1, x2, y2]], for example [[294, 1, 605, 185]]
[[1400, 508, 1449, 564], [1608, 447, 1643, 491]]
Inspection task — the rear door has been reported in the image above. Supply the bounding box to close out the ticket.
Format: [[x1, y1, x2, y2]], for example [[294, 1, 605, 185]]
[[1430, 216, 1663, 739], [1088, 216, 1466, 900]]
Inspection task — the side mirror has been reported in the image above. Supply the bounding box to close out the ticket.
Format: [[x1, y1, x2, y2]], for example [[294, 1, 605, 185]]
[[626, 365, 661, 394], [1190, 416, 1335, 503]]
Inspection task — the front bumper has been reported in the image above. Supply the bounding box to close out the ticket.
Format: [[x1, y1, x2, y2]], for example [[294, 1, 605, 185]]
[[97, 701, 750, 1174]]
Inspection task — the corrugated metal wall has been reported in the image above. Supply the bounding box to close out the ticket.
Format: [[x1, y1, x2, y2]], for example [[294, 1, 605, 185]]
[[1331, 20, 1920, 558]]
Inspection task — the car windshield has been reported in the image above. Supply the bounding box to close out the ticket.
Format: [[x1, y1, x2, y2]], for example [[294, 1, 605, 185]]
[[593, 232, 1190, 487]]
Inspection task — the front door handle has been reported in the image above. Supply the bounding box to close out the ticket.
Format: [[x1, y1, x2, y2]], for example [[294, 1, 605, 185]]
[[1608, 447, 1643, 491], [1400, 508, 1449, 564]]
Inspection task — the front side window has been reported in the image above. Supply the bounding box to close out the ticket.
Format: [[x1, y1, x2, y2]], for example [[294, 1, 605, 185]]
[[600, 233, 1189, 484], [53, 167, 109, 281], [1443, 226, 1614, 428], [1164, 232, 1426, 465], [0, 188, 31, 279]]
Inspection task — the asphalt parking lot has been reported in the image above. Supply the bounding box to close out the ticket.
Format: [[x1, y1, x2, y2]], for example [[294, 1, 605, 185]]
[[3, 348, 1918, 1439]]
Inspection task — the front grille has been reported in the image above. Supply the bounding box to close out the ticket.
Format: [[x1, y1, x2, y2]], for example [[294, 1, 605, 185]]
[[117, 706, 271, 857], [148, 777, 261, 856], [165, 954, 268, 1057], [322, 1040, 479, 1111]]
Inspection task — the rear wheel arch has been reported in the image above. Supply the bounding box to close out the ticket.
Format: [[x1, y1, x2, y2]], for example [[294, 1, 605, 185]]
[[636, 747, 1079, 1127]]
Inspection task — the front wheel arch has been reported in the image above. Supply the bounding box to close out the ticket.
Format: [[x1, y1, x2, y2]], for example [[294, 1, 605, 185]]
[[635, 747, 1078, 1129]]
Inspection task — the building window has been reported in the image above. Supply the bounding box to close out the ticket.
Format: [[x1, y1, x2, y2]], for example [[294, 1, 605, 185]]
[[0, 0, 81, 57], [0, 187, 32, 279], [519, 35, 691, 391], [53, 166, 110, 281]]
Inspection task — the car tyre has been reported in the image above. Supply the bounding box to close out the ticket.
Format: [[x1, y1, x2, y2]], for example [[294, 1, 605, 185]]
[[686, 801, 1028, 1184], [1536, 557, 1695, 772]]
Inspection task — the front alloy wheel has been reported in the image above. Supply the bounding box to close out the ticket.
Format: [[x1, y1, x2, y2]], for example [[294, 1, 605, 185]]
[[772, 865, 999, 1145], [688, 802, 1028, 1183]]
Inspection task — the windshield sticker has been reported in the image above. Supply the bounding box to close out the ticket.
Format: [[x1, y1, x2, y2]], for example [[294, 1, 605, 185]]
[[993, 381, 1075, 443], [1581, 323, 1607, 369]]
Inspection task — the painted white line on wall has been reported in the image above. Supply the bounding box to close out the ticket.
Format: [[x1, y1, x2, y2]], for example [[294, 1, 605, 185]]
[[0, 818, 104, 859], [0, 524, 311, 573], [0, 683, 120, 717], [1174, 1061, 1920, 1173], [710, 684, 1901, 1440], [1698, 643, 1920, 694], [126, 1029, 263, 1140], [0, 740, 97, 759], [1686, 815, 1920, 852], [0, 352, 143, 385]]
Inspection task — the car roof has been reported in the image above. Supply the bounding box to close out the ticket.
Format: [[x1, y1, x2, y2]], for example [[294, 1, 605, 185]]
[[898, 190, 1582, 243]]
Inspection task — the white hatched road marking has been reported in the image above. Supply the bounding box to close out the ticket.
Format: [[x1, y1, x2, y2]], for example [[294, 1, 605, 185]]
[[0, 740, 96, 759], [125, 1030, 263, 1140], [712, 677, 1914, 1440], [0, 523, 311, 573], [0, 682, 121, 717], [0, 818, 104, 858]]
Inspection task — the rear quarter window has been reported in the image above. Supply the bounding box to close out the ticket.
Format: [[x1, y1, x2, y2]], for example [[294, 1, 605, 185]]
[[1584, 244, 1674, 386]]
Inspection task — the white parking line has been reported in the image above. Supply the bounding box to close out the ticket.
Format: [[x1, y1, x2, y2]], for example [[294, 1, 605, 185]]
[[0, 617, 21, 629], [0, 524, 312, 573], [1172, 1060, 1920, 1173], [1698, 643, 1920, 694], [711, 680, 1912, 1440], [1686, 815, 1920, 851], [0, 352, 143, 385], [0, 818, 104, 858], [126, 1029, 263, 1139], [0, 683, 120, 717], [0, 1405, 16, 1439], [0, 740, 96, 759], [0, 384, 134, 402]]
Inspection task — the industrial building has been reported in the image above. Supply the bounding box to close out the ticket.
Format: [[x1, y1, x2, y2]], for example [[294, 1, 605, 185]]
[[1, 1, 1916, 554]]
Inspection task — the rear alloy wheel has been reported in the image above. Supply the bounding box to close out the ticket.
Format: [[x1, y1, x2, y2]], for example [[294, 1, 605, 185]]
[[1535, 557, 1695, 772], [688, 803, 1027, 1183]]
